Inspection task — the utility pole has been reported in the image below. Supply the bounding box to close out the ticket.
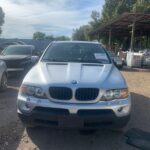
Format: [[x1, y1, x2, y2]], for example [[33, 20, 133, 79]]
[[130, 20, 135, 52], [108, 28, 112, 50]]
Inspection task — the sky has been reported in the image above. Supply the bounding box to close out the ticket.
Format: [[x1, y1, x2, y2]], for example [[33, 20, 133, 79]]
[[0, 0, 104, 39]]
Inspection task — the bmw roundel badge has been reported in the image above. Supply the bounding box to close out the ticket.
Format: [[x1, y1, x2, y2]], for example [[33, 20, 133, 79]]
[[71, 80, 77, 84]]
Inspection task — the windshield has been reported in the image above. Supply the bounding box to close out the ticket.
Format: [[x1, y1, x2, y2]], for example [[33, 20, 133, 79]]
[[42, 43, 111, 64], [2, 46, 32, 55]]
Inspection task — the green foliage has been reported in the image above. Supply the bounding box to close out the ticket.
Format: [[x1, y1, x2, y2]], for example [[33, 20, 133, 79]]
[[72, 11, 102, 41], [45, 35, 54, 40], [89, 11, 102, 29], [0, 7, 5, 35], [101, 0, 138, 24], [55, 36, 70, 41], [133, 0, 150, 13], [33, 32, 70, 41], [33, 32, 46, 40], [101, 0, 119, 23], [72, 25, 91, 41]]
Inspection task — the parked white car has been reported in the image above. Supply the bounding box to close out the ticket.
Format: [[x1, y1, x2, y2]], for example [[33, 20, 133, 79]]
[[0, 60, 7, 91]]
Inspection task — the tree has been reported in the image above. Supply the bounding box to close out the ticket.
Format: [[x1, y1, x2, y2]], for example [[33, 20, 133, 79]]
[[133, 0, 150, 13], [33, 32, 70, 41], [45, 35, 54, 40], [101, 0, 135, 23], [55, 36, 70, 41], [0, 7, 5, 35], [72, 25, 91, 41], [89, 11, 101, 29], [33, 32, 46, 40]]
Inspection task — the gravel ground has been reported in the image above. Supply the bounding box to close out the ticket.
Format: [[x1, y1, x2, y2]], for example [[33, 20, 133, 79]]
[[0, 71, 150, 150]]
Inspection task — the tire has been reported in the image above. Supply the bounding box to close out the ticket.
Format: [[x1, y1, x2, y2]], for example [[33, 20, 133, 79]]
[[112, 115, 130, 132], [0, 73, 7, 91]]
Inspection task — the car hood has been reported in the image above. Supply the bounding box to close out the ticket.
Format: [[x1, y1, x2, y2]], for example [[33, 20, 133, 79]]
[[23, 62, 127, 89], [0, 55, 30, 60]]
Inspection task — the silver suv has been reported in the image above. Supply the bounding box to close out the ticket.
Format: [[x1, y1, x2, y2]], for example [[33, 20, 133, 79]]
[[17, 41, 131, 129], [0, 60, 7, 91]]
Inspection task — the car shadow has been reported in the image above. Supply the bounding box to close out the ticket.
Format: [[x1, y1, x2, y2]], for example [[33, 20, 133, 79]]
[[0, 81, 25, 150], [25, 92, 150, 150]]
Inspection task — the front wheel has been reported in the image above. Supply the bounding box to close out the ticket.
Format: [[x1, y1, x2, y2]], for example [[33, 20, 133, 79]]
[[0, 73, 7, 91]]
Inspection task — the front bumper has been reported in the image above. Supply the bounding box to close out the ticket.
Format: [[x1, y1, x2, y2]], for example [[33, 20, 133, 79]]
[[17, 95, 131, 129]]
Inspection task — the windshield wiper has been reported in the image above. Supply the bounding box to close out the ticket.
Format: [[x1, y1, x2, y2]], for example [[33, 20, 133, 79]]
[[42, 58, 68, 62], [42, 58, 106, 64], [76, 59, 104, 64]]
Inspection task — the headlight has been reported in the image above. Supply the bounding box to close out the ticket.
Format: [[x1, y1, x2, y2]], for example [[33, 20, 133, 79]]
[[102, 88, 128, 101], [19, 85, 47, 99]]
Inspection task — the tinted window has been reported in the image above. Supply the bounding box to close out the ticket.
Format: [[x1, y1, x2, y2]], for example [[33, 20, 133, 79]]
[[2, 46, 32, 55], [42, 43, 110, 64]]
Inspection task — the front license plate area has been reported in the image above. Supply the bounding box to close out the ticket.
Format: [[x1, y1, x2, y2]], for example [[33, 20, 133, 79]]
[[59, 116, 82, 128]]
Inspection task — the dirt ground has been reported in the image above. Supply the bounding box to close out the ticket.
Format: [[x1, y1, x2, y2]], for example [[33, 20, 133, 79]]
[[0, 70, 150, 150]]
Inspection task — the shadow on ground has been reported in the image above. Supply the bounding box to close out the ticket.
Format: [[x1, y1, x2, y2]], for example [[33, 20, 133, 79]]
[[25, 93, 150, 150], [0, 83, 25, 150]]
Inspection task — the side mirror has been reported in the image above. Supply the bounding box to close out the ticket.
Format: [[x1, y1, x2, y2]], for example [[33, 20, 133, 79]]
[[32, 50, 42, 57], [35, 51, 43, 57], [38, 51, 43, 57], [31, 56, 39, 64], [112, 58, 116, 64]]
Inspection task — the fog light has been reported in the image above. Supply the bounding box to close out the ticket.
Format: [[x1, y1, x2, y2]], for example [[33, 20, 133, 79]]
[[25, 102, 31, 109], [18, 100, 33, 113], [118, 107, 123, 112], [117, 105, 130, 114]]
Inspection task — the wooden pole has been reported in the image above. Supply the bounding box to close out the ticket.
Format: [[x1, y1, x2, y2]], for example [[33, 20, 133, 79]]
[[139, 31, 142, 50], [130, 14, 138, 52], [109, 29, 111, 48], [146, 32, 149, 49], [130, 21, 135, 52]]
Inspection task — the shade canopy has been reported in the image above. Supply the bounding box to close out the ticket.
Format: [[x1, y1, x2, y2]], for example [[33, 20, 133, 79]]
[[91, 13, 150, 37]]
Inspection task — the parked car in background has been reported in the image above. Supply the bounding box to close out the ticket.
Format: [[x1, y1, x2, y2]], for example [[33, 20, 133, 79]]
[[0, 41, 25, 53], [0, 60, 7, 91], [107, 50, 123, 69], [0, 45, 39, 72], [17, 41, 131, 129]]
